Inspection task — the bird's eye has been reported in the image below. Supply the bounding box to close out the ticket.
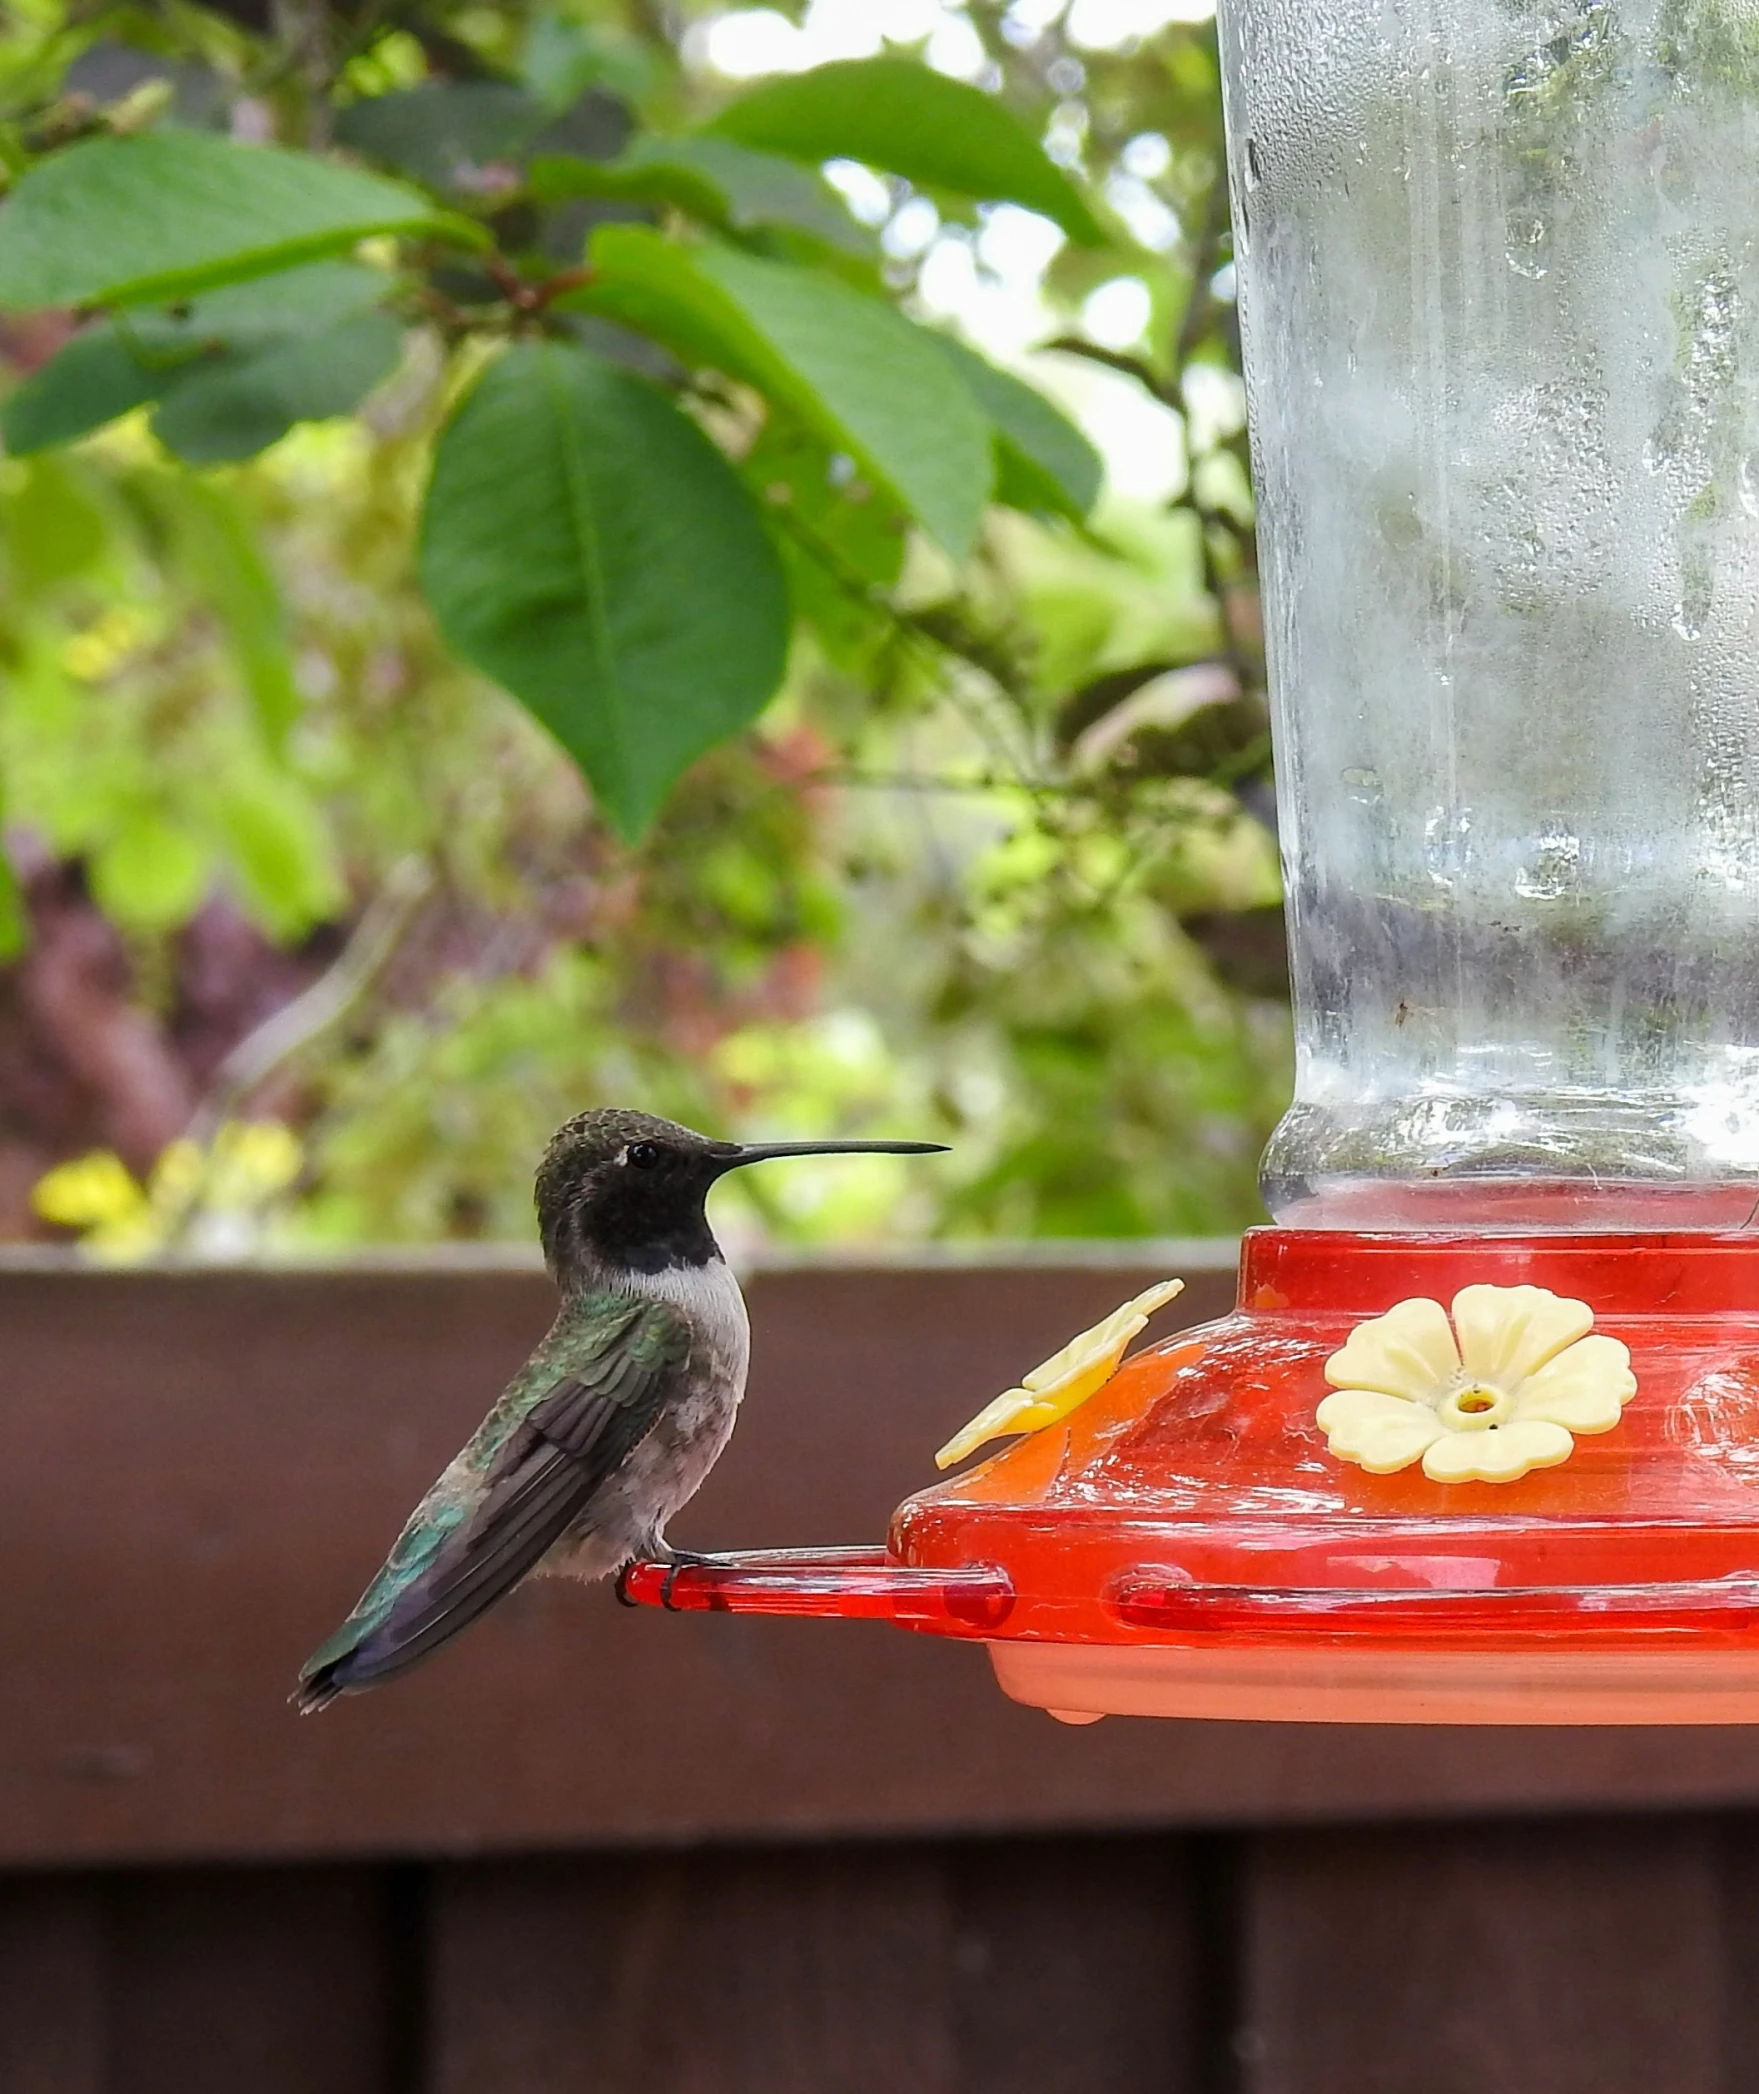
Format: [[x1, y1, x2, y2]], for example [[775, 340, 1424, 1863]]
[[625, 1140, 665, 1170]]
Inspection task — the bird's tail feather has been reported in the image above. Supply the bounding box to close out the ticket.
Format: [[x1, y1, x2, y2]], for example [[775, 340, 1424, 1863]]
[[292, 1612, 439, 1713], [292, 1493, 571, 1711], [291, 1670, 345, 1716]]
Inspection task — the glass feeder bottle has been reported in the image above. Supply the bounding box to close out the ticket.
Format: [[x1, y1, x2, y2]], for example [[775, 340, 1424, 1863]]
[[1226, 0, 1759, 1233]]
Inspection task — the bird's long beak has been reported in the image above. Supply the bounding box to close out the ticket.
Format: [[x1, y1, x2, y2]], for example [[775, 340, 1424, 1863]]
[[714, 1138, 948, 1174]]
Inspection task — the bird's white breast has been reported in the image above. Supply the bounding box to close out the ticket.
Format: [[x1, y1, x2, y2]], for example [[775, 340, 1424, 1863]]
[[631, 1254, 751, 1394], [622, 1255, 751, 1514], [537, 1254, 752, 1581]]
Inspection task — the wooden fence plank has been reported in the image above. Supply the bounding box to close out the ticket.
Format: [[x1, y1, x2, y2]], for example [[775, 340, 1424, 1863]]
[[0, 1878, 107, 2094], [1712, 1814, 1759, 2091], [104, 1866, 394, 2094], [426, 1854, 609, 2093], [430, 1845, 956, 2094], [1239, 1818, 1726, 2094], [432, 1835, 1205, 2094], [946, 1834, 1200, 2094]]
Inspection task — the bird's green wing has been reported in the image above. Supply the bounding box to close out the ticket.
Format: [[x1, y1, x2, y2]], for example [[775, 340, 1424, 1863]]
[[295, 1294, 691, 1708]]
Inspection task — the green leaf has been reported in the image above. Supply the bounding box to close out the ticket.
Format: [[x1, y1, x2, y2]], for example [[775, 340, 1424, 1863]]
[[707, 58, 1106, 246], [521, 18, 658, 110], [531, 137, 867, 252], [0, 852, 24, 961], [932, 337, 1102, 520], [210, 767, 345, 939], [0, 132, 456, 312], [419, 340, 790, 840], [577, 227, 991, 559], [1, 455, 111, 592], [89, 811, 212, 933], [1, 263, 397, 459], [334, 83, 547, 195], [151, 310, 405, 464], [1, 326, 169, 454], [745, 415, 907, 589], [146, 474, 302, 750], [131, 260, 391, 351], [742, 414, 906, 667]]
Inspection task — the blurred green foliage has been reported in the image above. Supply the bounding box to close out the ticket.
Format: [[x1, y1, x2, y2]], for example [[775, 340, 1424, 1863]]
[[0, 0, 1288, 1251]]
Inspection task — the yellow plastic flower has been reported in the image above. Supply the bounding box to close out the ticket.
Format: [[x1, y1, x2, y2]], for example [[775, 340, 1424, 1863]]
[[935, 1278, 1185, 1469], [1316, 1284, 1635, 1484]]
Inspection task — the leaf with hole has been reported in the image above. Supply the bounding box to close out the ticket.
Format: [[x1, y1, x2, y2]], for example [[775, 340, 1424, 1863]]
[[418, 341, 790, 840], [575, 226, 991, 560], [134, 260, 392, 352], [2, 263, 402, 464], [151, 310, 405, 464], [0, 132, 460, 311], [1, 326, 172, 455], [708, 58, 1105, 245]]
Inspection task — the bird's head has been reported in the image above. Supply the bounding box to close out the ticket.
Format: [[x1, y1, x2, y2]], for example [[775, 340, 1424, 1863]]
[[535, 1108, 946, 1287]]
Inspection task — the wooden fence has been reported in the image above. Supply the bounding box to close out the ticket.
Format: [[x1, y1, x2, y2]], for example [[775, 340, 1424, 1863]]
[[6, 1253, 1759, 2090]]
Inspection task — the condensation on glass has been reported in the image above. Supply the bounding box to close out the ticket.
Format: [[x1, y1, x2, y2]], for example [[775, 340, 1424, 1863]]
[[1219, 0, 1759, 1229]]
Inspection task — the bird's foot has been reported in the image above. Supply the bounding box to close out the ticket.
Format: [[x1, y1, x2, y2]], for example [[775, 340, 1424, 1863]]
[[659, 1549, 728, 1610], [614, 1548, 729, 1610]]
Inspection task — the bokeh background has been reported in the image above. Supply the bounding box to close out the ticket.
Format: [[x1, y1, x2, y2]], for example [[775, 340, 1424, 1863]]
[[0, 0, 1287, 1260]]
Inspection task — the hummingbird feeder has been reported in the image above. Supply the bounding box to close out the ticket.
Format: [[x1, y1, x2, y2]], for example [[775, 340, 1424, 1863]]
[[625, 0, 1759, 1723]]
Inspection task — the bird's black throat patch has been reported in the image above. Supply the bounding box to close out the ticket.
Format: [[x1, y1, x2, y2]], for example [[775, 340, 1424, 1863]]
[[575, 1182, 721, 1273]]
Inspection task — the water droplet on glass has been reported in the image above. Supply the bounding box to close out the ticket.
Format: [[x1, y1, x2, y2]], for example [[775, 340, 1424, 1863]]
[[1424, 807, 1475, 889], [1506, 212, 1550, 278], [1514, 824, 1585, 901]]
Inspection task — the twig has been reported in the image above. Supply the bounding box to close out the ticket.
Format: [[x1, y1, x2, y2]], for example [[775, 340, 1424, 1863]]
[[529, 264, 596, 311], [485, 255, 598, 319], [1173, 168, 1233, 376], [817, 766, 1053, 796], [756, 496, 1043, 786], [270, 0, 334, 146], [1046, 333, 1260, 691], [182, 856, 433, 1151], [1044, 335, 1180, 410]]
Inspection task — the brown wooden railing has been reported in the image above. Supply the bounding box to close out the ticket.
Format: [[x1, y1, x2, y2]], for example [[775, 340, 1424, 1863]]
[[4, 1252, 1759, 2090]]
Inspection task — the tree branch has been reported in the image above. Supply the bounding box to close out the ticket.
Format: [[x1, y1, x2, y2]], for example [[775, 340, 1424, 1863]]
[[182, 856, 433, 1152], [1043, 335, 1180, 410]]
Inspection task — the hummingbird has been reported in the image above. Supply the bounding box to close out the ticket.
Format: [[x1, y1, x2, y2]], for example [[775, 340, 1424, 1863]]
[[294, 1109, 945, 1711]]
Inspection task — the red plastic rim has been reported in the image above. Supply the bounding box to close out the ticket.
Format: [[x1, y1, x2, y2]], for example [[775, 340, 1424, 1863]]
[[1239, 1224, 1759, 1317], [617, 1548, 1014, 1633]]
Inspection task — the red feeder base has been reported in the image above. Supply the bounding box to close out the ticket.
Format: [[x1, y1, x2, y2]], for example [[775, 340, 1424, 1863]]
[[623, 1230, 1759, 1724]]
